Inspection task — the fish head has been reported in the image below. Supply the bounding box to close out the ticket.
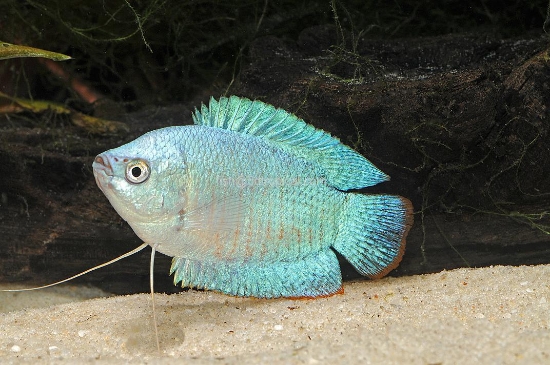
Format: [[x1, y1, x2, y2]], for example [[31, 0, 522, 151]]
[[92, 128, 187, 225]]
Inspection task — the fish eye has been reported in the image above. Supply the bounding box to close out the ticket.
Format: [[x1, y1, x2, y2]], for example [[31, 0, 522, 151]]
[[125, 159, 150, 184]]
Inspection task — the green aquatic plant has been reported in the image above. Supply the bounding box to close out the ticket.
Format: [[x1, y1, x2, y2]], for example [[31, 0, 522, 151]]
[[0, 42, 71, 61]]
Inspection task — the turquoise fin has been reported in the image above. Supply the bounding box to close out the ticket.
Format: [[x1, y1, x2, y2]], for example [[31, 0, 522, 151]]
[[170, 249, 342, 298], [333, 194, 413, 278], [193, 96, 389, 190]]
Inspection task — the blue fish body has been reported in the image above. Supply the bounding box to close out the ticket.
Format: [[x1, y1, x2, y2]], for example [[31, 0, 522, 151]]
[[92, 96, 413, 298]]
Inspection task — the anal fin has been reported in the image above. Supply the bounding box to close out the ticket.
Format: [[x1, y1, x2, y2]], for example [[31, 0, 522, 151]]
[[170, 249, 342, 299]]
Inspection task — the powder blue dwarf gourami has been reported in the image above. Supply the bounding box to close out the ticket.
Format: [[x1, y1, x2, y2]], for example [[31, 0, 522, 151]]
[[93, 96, 413, 299]]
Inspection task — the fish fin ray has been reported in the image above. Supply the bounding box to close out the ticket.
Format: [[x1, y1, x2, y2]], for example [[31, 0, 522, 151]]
[[333, 194, 413, 278], [193, 96, 388, 190], [179, 193, 246, 233], [170, 249, 342, 298]]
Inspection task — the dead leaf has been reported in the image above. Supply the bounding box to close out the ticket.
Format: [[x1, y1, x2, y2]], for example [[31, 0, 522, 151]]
[[0, 92, 128, 135]]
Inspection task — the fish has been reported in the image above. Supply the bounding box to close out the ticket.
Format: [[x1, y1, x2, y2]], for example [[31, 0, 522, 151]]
[[92, 96, 413, 299]]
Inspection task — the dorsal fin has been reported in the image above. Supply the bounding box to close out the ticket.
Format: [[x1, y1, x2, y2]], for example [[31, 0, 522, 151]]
[[192, 96, 389, 190]]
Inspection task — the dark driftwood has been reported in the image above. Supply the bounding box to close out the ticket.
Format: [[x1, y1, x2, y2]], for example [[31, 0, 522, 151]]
[[1, 28, 549, 294]]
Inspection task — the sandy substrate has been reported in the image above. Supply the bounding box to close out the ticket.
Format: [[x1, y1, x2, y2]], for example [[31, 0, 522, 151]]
[[0, 264, 549, 364]]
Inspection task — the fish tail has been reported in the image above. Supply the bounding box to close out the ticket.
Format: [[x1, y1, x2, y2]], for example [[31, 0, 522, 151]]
[[333, 194, 413, 278]]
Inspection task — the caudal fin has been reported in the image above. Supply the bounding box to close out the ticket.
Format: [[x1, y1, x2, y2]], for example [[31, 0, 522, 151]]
[[333, 194, 413, 279]]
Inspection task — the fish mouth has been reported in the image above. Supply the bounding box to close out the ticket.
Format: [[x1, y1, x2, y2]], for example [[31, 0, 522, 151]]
[[92, 154, 113, 175], [92, 154, 114, 190]]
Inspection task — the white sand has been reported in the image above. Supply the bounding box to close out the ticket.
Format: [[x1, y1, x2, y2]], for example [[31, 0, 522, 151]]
[[1, 265, 549, 364]]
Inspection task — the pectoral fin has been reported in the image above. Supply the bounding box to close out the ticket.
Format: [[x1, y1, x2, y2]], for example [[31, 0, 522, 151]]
[[178, 193, 247, 233]]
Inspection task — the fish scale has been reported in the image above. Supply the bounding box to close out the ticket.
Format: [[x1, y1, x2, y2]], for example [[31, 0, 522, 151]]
[[91, 96, 413, 298], [176, 126, 338, 262]]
